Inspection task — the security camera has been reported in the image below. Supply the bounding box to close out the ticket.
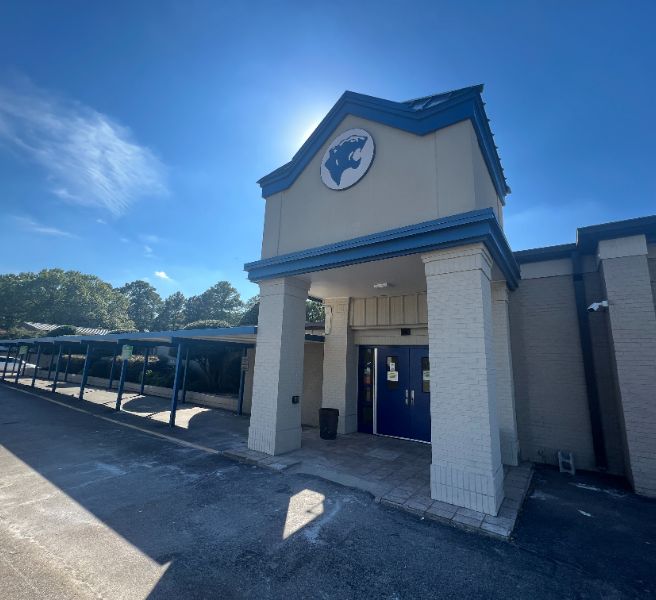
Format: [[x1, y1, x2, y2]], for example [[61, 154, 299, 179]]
[[587, 300, 609, 313]]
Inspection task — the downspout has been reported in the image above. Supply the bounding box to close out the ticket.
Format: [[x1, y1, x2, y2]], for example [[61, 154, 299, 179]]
[[571, 251, 608, 470]]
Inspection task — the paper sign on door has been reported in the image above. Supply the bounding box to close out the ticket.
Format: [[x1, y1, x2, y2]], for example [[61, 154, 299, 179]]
[[387, 371, 399, 382]]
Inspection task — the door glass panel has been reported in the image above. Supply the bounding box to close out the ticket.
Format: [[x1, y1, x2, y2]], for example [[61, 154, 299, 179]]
[[421, 356, 430, 393], [386, 355, 399, 389], [362, 348, 373, 424]]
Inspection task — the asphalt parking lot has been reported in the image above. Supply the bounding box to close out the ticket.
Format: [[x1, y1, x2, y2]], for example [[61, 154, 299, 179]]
[[0, 384, 654, 599]]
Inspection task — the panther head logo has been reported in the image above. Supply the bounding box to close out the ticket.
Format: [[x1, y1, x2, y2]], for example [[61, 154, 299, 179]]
[[323, 134, 369, 186]]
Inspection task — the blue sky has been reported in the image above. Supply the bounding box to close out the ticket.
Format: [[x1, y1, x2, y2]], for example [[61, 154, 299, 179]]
[[0, 1, 654, 301]]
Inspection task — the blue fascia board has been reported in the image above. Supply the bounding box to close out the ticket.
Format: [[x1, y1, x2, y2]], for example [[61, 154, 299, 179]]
[[245, 208, 520, 289], [258, 90, 509, 201]]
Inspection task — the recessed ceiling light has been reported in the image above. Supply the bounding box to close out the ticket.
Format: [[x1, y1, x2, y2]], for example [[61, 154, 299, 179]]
[[373, 282, 390, 289]]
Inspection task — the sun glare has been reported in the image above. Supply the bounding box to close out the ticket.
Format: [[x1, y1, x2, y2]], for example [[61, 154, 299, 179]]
[[298, 118, 323, 148], [283, 489, 325, 540]]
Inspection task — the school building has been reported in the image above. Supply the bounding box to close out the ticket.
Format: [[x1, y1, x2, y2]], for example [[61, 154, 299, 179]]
[[241, 85, 656, 516]]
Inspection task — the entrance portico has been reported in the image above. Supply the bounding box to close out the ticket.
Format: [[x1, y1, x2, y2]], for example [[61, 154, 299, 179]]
[[246, 209, 520, 515], [245, 85, 519, 515]]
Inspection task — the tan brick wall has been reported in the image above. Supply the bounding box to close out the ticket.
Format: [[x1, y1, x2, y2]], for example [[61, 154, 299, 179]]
[[509, 273, 596, 470], [240, 342, 323, 428], [600, 238, 656, 497]]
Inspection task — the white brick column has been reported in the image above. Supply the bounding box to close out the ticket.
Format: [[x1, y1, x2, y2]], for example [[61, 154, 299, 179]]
[[248, 276, 309, 455], [492, 281, 520, 466], [599, 235, 656, 497], [422, 244, 504, 515], [321, 297, 357, 434]]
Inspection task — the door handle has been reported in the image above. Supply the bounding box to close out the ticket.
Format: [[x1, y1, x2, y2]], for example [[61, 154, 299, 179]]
[[411, 390, 415, 406], [405, 389, 409, 405]]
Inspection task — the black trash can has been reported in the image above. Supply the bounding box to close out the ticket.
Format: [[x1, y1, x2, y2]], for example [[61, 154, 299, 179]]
[[319, 408, 339, 440]]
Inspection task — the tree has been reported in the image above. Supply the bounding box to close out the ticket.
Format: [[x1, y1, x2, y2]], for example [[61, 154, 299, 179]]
[[119, 280, 163, 331], [153, 291, 186, 331], [239, 295, 259, 325], [184, 281, 243, 325], [0, 273, 36, 328], [306, 299, 325, 323], [237, 297, 324, 326], [0, 269, 134, 330], [48, 325, 77, 337]]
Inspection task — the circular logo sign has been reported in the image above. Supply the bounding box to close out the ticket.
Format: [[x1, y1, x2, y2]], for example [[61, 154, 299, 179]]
[[320, 128, 375, 190]]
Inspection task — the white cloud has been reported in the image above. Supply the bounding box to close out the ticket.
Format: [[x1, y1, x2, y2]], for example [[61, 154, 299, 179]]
[[144, 244, 154, 257], [96, 218, 107, 225], [140, 233, 162, 244], [0, 80, 167, 216], [154, 270, 171, 280], [119, 237, 129, 244], [14, 216, 75, 238]]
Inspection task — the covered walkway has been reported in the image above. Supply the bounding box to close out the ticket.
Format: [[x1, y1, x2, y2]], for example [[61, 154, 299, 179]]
[[0, 327, 263, 426]]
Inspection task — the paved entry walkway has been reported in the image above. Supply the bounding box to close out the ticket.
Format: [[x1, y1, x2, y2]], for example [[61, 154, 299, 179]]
[[227, 431, 531, 538], [6, 378, 529, 538]]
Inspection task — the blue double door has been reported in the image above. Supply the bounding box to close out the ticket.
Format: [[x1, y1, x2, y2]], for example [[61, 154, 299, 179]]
[[375, 346, 431, 443]]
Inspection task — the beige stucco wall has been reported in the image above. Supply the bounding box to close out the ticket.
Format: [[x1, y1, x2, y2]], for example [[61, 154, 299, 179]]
[[261, 117, 503, 258], [509, 266, 597, 470]]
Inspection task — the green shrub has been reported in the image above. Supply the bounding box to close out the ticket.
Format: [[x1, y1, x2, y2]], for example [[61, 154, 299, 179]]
[[56, 346, 239, 396], [49, 325, 77, 337]]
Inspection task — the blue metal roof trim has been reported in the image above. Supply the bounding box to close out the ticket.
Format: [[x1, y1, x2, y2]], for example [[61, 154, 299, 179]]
[[514, 214, 656, 263], [245, 208, 520, 290], [257, 85, 509, 201]]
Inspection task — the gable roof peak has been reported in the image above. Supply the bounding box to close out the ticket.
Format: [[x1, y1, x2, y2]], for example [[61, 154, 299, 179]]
[[258, 84, 509, 199]]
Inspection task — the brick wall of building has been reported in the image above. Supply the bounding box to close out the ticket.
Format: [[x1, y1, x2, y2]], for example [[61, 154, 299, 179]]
[[509, 272, 597, 470], [600, 237, 656, 496]]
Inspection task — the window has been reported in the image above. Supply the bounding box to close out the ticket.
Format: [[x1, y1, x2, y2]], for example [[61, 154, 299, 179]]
[[421, 356, 430, 393]]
